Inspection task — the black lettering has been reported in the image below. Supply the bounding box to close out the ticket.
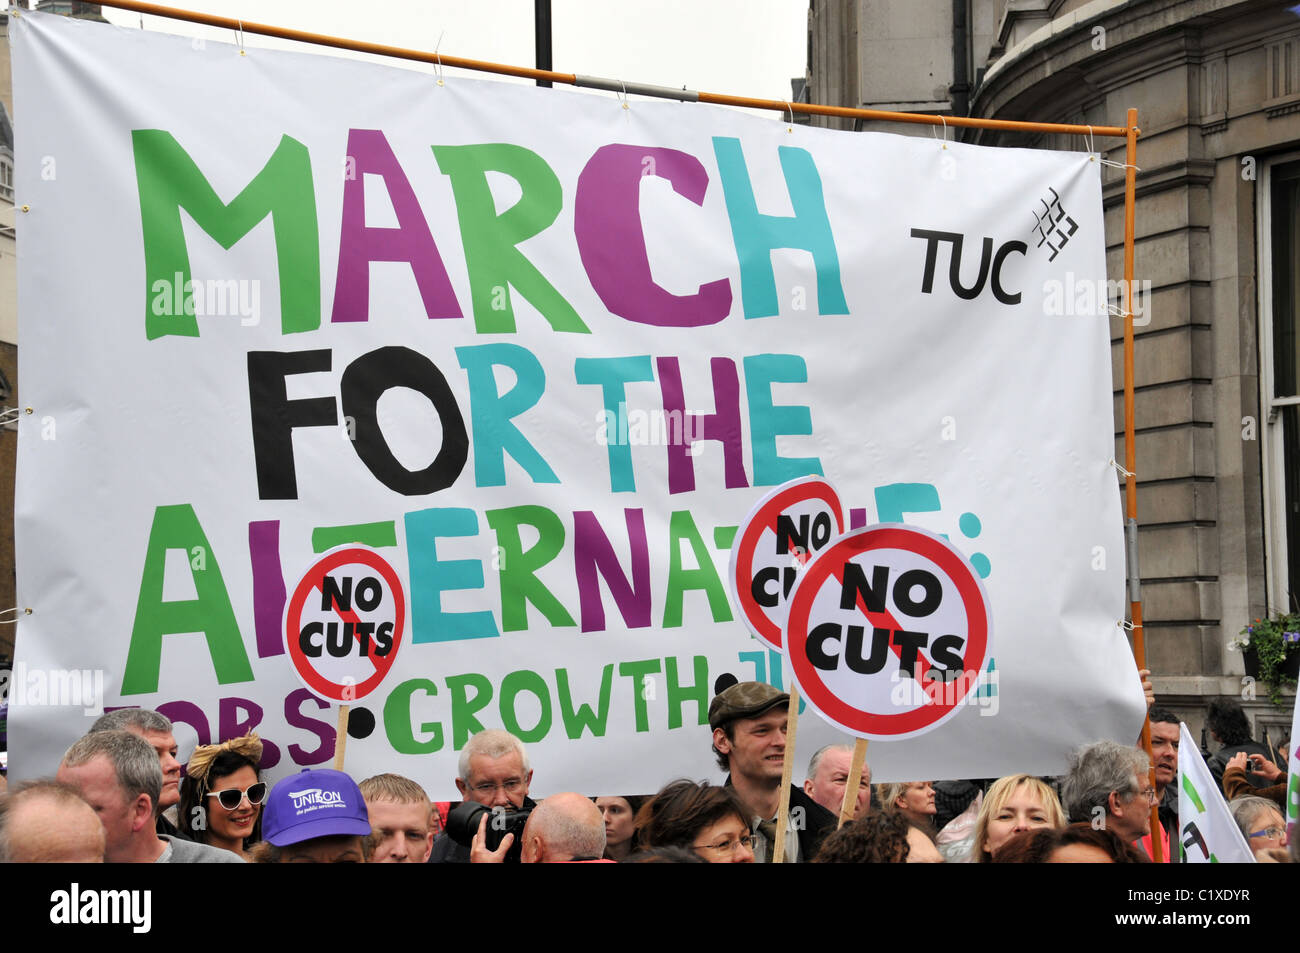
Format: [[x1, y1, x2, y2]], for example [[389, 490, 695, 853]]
[[991, 241, 1026, 304], [340, 346, 469, 495], [326, 621, 352, 657], [844, 625, 891, 675], [776, 514, 808, 555], [321, 574, 352, 613], [840, 563, 889, 612], [247, 349, 338, 500], [807, 622, 843, 670], [893, 569, 942, 617], [810, 511, 832, 548], [374, 621, 395, 656], [781, 566, 798, 598], [910, 228, 961, 294], [892, 629, 930, 677], [354, 576, 382, 612], [930, 634, 965, 672], [751, 567, 781, 607], [298, 622, 324, 658], [949, 235, 992, 300], [353, 620, 376, 656]]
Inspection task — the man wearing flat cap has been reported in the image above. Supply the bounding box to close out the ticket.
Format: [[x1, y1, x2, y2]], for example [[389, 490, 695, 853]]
[[710, 681, 836, 863]]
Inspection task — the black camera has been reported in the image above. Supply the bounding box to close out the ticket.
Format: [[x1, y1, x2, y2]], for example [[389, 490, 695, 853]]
[[446, 801, 531, 863]]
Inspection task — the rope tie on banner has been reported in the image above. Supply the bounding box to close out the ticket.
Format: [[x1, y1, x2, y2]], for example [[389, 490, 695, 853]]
[[0, 407, 21, 425], [931, 114, 948, 149], [785, 102, 794, 133], [235, 18, 245, 54], [433, 31, 445, 86], [0, 607, 30, 624], [1109, 458, 1135, 479], [1100, 158, 1141, 171], [617, 80, 630, 111], [1086, 125, 1095, 161]]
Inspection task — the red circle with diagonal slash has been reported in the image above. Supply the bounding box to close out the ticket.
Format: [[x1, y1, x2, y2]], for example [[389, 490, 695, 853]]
[[786, 525, 990, 740], [730, 478, 844, 651], [284, 547, 406, 703]]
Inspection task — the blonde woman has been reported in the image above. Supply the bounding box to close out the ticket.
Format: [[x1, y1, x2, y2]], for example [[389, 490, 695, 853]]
[[969, 774, 1065, 862]]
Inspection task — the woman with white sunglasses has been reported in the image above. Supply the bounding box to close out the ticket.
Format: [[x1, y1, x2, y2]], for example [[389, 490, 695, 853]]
[[177, 733, 266, 860]]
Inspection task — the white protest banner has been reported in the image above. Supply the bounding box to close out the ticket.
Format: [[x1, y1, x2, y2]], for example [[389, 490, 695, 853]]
[[8, 10, 1143, 795], [1177, 723, 1255, 863]]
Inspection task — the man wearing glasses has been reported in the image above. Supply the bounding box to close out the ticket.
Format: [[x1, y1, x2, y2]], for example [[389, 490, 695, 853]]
[[1060, 740, 1155, 849], [429, 729, 537, 863]]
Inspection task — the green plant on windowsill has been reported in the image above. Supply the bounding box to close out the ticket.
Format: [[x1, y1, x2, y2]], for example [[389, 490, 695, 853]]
[[1228, 612, 1300, 705]]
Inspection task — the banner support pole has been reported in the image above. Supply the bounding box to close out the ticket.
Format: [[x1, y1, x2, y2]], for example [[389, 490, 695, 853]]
[[772, 687, 800, 863], [1120, 107, 1161, 862], [838, 737, 870, 829]]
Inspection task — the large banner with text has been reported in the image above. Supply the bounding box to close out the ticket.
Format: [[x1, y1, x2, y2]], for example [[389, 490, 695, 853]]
[[8, 10, 1146, 795]]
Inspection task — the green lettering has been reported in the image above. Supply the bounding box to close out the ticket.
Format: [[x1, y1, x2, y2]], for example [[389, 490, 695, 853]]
[[432, 143, 587, 334], [499, 670, 553, 743], [122, 504, 252, 695], [383, 678, 444, 754], [447, 672, 493, 749], [664, 510, 733, 627], [618, 659, 661, 733], [485, 505, 575, 631], [133, 130, 319, 339], [555, 665, 613, 739]]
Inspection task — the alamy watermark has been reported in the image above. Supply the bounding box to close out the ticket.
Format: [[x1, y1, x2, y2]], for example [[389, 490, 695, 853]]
[[1042, 272, 1153, 326], [0, 663, 105, 715], [595, 403, 708, 454], [150, 272, 262, 326]]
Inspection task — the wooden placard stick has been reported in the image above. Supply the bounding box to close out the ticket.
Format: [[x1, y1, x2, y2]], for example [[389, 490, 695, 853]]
[[838, 737, 870, 829], [771, 687, 801, 864], [333, 705, 350, 770]]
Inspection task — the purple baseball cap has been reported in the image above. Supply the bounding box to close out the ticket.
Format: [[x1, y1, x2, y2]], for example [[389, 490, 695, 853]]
[[262, 769, 371, 846]]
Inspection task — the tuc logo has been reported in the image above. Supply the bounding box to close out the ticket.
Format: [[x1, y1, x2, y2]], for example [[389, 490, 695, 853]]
[[284, 546, 406, 703], [785, 525, 991, 740]]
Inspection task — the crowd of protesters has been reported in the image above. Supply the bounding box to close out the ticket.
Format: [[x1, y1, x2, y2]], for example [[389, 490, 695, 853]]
[[0, 675, 1292, 863]]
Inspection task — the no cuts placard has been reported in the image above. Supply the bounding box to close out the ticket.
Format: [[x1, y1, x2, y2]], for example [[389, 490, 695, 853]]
[[786, 525, 992, 740]]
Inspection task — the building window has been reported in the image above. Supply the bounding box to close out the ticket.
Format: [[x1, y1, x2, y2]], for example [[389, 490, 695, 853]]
[[1262, 157, 1300, 615], [0, 156, 12, 202]]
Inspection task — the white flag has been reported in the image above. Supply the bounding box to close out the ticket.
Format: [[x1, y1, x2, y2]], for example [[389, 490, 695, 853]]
[[1287, 694, 1300, 834], [1176, 723, 1255, 863]]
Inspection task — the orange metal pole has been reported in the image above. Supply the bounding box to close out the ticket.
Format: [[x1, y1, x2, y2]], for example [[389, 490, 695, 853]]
[[93, 0, 1129, 137], [1119, 108, 1161, 862]]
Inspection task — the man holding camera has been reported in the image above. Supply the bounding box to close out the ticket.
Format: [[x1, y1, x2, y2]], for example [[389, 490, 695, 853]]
[[428, 729, 537, 864]]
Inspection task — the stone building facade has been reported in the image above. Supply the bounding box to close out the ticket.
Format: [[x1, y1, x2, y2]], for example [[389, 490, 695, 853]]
[[808, 0, 1300, 744]]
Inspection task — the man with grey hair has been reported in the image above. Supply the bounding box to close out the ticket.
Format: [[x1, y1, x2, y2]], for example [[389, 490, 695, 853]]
[[0, 780, 106, 863], [56, 730, 242, 863], [472, 792, 608, 863], [429, 729, 537, 864], [803, 744, 870, 819], [1060, 740, 1154, 845], [90, 708, 185, 839]]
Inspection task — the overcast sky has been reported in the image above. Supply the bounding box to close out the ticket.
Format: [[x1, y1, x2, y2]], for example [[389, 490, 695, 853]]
[[101, 1, 810, 108]]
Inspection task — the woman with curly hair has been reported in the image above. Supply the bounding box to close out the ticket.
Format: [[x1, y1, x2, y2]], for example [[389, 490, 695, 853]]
[[177, 732, 265, 860]]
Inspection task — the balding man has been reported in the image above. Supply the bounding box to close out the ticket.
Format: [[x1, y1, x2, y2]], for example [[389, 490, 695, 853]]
[[471, 792, 609, 863], [803, 744, 870, 820], [0, 780, 106, 863]]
